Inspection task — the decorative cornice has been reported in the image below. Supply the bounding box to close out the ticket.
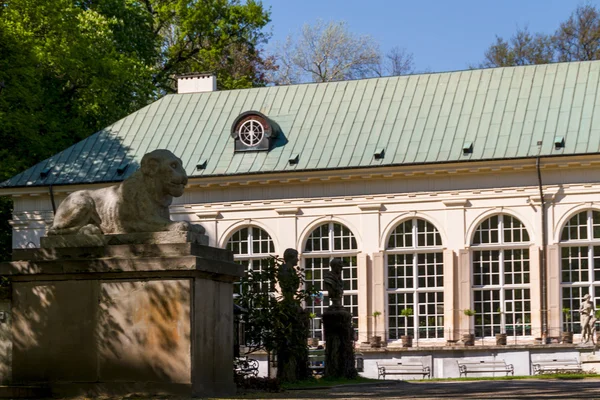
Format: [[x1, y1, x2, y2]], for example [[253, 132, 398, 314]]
[[358, 204, 382, 212], [276, 207, 299, 216], [442, 199, 469, 207], [195, 211, 222, 220]]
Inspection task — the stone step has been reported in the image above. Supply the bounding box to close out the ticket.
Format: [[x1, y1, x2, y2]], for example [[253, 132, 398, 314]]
[[0, 385, 50, 398], [12, 242, 232, 262]]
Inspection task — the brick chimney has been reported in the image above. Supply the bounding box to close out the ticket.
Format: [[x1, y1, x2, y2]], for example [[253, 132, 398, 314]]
[[177, 73, 217, 94]]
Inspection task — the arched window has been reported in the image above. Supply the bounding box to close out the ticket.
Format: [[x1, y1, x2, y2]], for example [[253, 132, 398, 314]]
[[471, 214, 531, 337], [304, 222, 358, 340], [559, 210, 600, 332], [226, 226, 275, 294], [386, 218, 444, 341]]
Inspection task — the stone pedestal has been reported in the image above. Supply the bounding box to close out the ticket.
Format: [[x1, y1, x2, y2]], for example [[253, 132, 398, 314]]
[[322, 306, 357, 379], [0, 233, 243, 398], [276, 303, 310, 382]]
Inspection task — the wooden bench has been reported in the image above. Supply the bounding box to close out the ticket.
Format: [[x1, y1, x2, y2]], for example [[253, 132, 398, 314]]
[[532, 358, 582, 375], [308, 349, 325, 375], [234, 356, 259, 377], [376, 360, 430, 379], [458, 360, 514, 377]]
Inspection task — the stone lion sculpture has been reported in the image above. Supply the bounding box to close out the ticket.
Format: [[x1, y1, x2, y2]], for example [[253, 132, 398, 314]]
[[48, 149, 205, 236]]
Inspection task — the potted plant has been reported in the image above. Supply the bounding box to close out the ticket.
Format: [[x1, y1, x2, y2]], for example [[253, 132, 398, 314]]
[[370, 311, 382, 348], [462, 309, 476, 346], [561, 308, 573, 344], [496, 308, 507, 345], [307, 312, 319, 347], [400, 308, 413, 347]]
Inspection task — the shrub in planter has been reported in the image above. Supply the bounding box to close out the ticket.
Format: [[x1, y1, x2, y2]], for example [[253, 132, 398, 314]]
[[562, 307, 573, 344], [399, 308, 414, 347], [370, 311, 382, 348]]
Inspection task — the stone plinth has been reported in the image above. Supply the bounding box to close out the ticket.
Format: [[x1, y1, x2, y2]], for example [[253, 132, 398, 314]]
[[0, 235, 243, 398], [322, 306, 357, 379]]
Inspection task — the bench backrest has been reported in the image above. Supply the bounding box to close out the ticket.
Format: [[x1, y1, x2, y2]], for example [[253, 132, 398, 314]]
[[533, 358, 579, 366], [377, 361, 424, 367], [308, 349, 325, 362], [458, 360, 508, 370]]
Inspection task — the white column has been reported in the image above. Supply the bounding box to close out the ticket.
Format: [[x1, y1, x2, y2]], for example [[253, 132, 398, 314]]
[[457, 249, 472, 337], [372, 252, 385, 340], [357, 253, 369, 343], [547, 244, 561, 338], [528, 245, 542, 339], [443, 249, 457, 341]]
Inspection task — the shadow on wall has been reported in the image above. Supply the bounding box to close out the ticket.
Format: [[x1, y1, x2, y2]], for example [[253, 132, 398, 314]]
[[7, 132, 139, 251], [9, 253, 193, 391]]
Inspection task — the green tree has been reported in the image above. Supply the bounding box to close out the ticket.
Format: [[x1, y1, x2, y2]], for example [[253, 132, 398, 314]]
[[236, 256, 316, 381], [479, 27, 554, 68], [0, 0, 272, 261], [479, 5, 600, 68], [269, 19, 414, 84]]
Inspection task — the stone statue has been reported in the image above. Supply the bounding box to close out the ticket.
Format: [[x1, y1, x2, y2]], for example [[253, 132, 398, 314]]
[[322, 257, 357, 379], [48, 149, 205, 236], [324, 258, 344, 307], [278, 248, 300, 301], [579, 293, 596, 344]]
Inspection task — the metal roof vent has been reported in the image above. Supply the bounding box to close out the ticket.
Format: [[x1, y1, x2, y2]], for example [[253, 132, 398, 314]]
[[288, 154, 299, 165], [374, 148, 385, 160], [196, 160, 208, 170], [40, 166, 52, 179], [554, 136, 565, 149], [463, 142, 473, 155], [116, 163, 129, 176]]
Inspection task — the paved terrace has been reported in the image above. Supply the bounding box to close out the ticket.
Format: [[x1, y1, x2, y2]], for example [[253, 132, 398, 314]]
[[226, 378, 600, 399]]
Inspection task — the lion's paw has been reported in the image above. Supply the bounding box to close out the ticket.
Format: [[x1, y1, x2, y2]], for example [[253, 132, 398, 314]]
[[79, 224, 103, 235], [168, 221, 191, 232]]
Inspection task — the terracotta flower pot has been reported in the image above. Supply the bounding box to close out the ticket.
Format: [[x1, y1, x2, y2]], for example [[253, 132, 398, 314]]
[[561, 331, 573, 344], [370, 335, 382, 348], [462, 333, 475, 346], [307, 337, 319, 347], [401, 335, 413, 348], [496, 333, 507, 345]]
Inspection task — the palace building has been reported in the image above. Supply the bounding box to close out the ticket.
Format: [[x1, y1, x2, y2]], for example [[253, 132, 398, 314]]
[[4, 60, 600, 354]]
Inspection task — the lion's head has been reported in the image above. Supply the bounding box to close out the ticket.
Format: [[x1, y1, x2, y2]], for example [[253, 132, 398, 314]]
[[140, 149, 189, 198]]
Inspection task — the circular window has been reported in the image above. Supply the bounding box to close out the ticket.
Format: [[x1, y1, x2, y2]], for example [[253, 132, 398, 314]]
[[238, 119, 265, 147]]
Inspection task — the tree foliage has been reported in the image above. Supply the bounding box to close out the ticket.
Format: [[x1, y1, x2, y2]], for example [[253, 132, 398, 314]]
[[479, 5, 600, 68], [268, 20, 413, 84], [0, 0, 271, 261], [236, 256, 315, 354]]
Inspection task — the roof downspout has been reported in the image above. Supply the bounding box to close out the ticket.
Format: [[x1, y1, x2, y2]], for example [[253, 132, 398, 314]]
[[49, 184, 56, 215], [536, 156, 548, 342]]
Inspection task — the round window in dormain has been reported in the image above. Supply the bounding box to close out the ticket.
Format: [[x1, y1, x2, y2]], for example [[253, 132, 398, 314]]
[[239, 119, 265, 147]]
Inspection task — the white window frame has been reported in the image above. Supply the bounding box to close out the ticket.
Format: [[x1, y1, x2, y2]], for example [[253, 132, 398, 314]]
[[559, 209, 600, 332], [471, 214, 532, 339], [385, 218, 445, 342], [226, 226, 276, 295], [303, 222, 359, 340]]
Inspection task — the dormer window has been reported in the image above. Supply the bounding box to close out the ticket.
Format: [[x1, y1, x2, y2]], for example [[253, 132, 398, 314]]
[[231, 111, 277, 152], [239, 119, 265, 147]]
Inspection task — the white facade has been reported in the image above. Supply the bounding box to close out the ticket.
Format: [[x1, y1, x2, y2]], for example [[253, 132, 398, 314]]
[[9, 155, 600, 347]]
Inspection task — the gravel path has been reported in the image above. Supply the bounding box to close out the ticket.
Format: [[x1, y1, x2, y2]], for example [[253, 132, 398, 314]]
[[225, 378, 600, 399]]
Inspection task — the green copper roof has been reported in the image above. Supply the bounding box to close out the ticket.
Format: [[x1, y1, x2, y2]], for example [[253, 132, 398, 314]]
[[4, 60, 600, 188]]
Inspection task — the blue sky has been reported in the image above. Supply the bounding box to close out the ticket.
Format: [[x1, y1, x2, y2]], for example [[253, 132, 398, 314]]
[[261, 0, 594, 73]]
